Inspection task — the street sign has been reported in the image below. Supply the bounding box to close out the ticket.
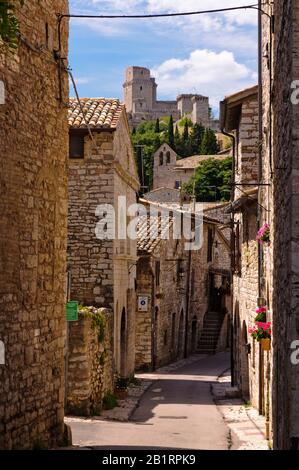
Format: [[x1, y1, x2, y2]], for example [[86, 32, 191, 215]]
[[138, 296, 149, 312]]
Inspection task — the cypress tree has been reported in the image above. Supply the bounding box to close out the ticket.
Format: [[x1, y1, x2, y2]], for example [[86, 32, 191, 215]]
[[174, 125, 181, 155], [168, 115, 175, 149], [190, 123, 205, 154], [155, 118, 160, 134], [200, 128, 219, 155]]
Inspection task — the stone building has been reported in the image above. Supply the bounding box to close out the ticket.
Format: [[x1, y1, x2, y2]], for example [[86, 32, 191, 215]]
[[153, 143, 228, 191], [135, 201, 231, 370], [68, 98, 140, 380], [123, 66, 212, 128], [66, 307, 114, 416], [258, 0, 299, 450], [0, 0, 69, 450], [220, 85, 261, 406]]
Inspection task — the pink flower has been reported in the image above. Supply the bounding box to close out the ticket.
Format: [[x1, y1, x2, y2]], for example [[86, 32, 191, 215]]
[[256, 321, 271, 331], [256, 306, 267, 314]]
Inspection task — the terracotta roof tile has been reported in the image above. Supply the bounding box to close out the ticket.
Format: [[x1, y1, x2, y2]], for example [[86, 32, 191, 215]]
[[68, 98, 124, 130], [137, 215, 174, 254]]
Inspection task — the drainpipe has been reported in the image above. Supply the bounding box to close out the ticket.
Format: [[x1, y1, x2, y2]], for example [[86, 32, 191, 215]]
[[184, 221, 192, 359], [221, 103, 236, 386]]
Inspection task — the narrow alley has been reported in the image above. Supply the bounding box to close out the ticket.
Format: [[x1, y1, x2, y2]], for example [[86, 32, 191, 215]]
[[68, 353, 230, 450]]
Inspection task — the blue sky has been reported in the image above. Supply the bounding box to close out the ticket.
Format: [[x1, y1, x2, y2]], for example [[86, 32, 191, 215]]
[[69, 1, 258, 113]]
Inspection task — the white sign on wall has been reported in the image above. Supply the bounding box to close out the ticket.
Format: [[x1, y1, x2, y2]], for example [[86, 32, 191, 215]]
[[138, 296, 149, 312], [0, 341, 5, 365], [0, 81, 5, 105]]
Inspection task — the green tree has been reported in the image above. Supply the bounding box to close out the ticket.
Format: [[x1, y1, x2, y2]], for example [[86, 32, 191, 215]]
[[174, 125, 181, 154], [183, 157, 232, 202], [190, 123, 205, 154], [0, 1, 24, 49], [132, 120, 162, 189], [180, 120, 192, 157], [200, 128, 219, 155], [155, 118, 160, 134], [167, 115, 174, 149]]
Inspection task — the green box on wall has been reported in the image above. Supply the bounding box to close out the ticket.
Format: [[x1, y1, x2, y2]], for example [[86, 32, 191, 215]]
[[66, 301, 78, 322]]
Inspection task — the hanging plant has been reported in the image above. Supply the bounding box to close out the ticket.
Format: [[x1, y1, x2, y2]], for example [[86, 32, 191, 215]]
[[249, 321, 271, 342], [254, 306, 267, 322], [256, 223, 270, 244]]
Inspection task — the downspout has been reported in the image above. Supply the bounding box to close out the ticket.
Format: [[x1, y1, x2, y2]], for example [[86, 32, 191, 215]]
[[257, 0, 264, 416], [220, 102, 236, 386]]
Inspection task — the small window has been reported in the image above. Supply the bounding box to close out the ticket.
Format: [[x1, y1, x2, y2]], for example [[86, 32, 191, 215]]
[[140, 86, 143, 91], [155, 261, 160, 287], [69, 134, 84, 159], [164, 330, 168, 346], [166, 151, 170, 164], [159, 152, 163, 166], [175, 181, 181, 189], [140, 103, 143, 108]]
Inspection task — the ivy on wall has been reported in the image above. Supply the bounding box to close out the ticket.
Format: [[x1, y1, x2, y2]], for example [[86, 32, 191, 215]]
[[0, 1, 24, 49]]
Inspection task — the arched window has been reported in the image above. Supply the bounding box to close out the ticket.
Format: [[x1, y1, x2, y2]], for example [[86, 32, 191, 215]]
[[166, 151, 171, 164], [159, 152, 163, 166]]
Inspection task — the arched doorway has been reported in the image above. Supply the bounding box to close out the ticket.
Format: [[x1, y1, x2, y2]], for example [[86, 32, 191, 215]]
[[191, 316, 197, 352], [153, 307, 159, 369], [241, 320, 250, 400], [120, 308, 127, 378], [178, 309, 184, 358]]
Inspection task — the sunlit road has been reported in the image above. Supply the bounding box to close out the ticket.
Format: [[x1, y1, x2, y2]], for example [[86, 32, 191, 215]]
[[67, 352, 230, 450]]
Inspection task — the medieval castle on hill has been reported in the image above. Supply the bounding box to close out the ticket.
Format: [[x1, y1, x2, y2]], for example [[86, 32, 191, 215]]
[[123, 66, 219, 130]]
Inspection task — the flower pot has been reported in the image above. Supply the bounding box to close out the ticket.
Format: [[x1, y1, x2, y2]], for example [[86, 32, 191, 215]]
[[261, 338, 271, 351]]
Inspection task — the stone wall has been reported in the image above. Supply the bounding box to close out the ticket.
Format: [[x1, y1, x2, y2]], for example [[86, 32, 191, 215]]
[[0, 0, 69, 449], [135, 217, 231, 370], [67, 308, 114, 416], [68, 132, 115, 308], [235, 91, 259, 195], [260, 0, 299, 449], [68, 112, 140, 380]]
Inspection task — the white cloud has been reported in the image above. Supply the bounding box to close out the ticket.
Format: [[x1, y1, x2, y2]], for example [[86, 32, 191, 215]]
[[152, 49, 257, 109]]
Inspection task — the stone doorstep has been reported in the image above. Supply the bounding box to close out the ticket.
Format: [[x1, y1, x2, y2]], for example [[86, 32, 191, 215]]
[[212, 370, 269, 451]]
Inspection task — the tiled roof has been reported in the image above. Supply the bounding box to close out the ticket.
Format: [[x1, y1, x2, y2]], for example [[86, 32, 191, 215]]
[[68, 98, 124, 130], [137, 215, 174, 254], [174, 154, 228, 170]]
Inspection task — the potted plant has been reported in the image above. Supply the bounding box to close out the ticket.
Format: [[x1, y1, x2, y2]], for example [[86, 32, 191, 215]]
[[249, 320, 271, 351], [114, 376, 129, 399], [256, 223, 270, 245]]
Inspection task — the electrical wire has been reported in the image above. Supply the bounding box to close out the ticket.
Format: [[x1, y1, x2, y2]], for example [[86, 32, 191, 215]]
[[60, 5, 259, 20]]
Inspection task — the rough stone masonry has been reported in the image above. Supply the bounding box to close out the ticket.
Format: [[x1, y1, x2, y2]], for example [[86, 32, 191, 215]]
[[0, 1, 69, 449]]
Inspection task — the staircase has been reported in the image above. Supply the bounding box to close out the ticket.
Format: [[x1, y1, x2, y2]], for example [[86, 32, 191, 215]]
[[197, 311, 225, 355]]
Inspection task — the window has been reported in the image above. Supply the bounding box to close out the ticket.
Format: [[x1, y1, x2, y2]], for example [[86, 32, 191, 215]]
[[166, 151, 171, 164], [69, 134, 84, 159], [164, 330, 168, 346], [177, 259, 184, 282], [155, 261, 160, 287], [140, 86, 143, 91], [159, 152, 163, 166], [207, 227, 214, 262], [233, 222, 241, 274], [175, 181, 181, 189], [140, 103, 143, 108]]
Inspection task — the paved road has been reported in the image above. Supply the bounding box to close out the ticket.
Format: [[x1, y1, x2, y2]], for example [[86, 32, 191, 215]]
[[69, 352, 230, 450]]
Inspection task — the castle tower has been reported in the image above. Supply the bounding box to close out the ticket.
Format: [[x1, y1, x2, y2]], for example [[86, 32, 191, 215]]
[[192, 95, 210, 128], [123, 66, 157, 114]]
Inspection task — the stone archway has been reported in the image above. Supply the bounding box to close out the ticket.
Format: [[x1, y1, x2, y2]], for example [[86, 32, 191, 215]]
[[153, 306, 159, 369], [191, 316, 197, 353], [178, 309, 185, 359], [241, 320, 250, 400], [120, 307, 127, 378]]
